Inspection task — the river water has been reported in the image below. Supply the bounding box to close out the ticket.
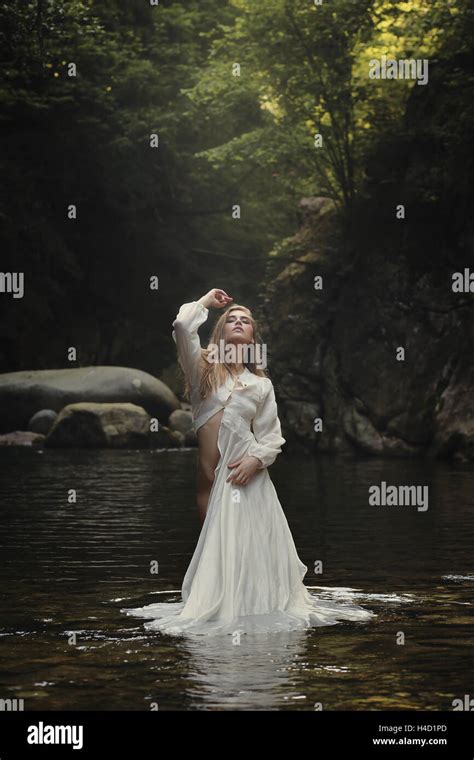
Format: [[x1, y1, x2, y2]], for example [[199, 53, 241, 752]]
[[0, 447, 472, 710]]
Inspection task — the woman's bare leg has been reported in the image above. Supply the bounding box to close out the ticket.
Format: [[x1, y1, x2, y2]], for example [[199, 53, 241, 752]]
[[196, 465, 214, 524], [196, 409, 224, 523]]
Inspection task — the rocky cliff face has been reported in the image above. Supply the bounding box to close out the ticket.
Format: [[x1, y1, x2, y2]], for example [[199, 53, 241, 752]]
[[258, 192, 473, 462]]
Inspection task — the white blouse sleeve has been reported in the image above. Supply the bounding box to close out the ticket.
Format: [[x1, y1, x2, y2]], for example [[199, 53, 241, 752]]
[[172, 301, 209, 385], [248, 380, 286, 469]]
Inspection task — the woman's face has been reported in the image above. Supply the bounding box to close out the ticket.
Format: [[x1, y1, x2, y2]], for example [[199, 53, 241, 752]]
[[223, 309, 254, 345]]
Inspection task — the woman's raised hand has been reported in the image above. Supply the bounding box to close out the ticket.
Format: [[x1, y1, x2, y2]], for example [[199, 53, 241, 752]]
[[198, 289, 233, 310]]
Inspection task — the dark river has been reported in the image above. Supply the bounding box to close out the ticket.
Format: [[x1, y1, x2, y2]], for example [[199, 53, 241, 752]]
[[0, 447, 472, 711]]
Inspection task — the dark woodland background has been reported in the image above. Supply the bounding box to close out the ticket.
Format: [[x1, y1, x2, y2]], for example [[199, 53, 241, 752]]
[[1, 0, 473, 459]]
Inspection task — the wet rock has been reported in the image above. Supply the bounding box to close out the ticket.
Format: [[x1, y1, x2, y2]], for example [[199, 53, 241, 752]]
[[184, 429, 198, 446], [0, 430, 45, 446], [168, 409, 193, 435], [149, 424, 183, 449], [45, 402, 151, 449], [28, 409, 57, 435], [429, 363, 474, 462]]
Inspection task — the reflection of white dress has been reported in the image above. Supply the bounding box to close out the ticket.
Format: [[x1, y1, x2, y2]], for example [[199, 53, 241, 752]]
[[122, 301, 376, 636]]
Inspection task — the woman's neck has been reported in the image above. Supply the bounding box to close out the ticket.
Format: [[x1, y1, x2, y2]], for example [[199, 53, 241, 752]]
[[228, 363, 245, 376]]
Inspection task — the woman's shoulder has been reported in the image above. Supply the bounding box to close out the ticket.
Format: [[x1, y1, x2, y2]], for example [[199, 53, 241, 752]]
[[247, 370, 271, 384], [249, 373, 273, 403]]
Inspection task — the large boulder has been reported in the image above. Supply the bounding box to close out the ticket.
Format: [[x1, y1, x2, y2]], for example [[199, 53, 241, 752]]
[[45, 402, 151, 448], [0, 367, 181, 434]]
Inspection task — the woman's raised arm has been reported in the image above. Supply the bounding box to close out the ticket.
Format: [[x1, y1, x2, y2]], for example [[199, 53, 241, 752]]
[[172, 289, 233, 386]]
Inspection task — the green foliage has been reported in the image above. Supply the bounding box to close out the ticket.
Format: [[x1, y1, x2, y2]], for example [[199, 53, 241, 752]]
[[0, 0, 472, 372]]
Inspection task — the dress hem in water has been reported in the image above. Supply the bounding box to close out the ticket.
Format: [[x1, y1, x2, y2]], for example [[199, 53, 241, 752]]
[[121, 587, 376, 637]]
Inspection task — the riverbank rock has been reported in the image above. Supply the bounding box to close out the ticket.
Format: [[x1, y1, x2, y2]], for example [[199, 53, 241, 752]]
[[167, 409, 197, 447], [428, 362, 474, 462], [0, 431, 45, 447], [0, 367, 181, 434], [149, 424, 183, 449], [45, 402, 152, 448], [168, 409, 193, 435], [184, 429, 198, 446], [28, 409, 58, 435]]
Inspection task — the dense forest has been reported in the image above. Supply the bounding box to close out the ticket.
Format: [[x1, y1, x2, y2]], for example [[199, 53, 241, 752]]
[[1, 0, 473, 457]]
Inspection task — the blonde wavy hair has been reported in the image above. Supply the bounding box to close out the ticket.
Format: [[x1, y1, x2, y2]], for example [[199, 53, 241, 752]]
[[182, 304, 268, 401]]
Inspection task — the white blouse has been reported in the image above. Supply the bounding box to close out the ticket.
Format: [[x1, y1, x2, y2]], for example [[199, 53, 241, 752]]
[[172, 301, 286, 469]]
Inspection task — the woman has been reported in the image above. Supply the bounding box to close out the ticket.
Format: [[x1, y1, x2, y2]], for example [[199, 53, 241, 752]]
[[123, 288, 376, 636]]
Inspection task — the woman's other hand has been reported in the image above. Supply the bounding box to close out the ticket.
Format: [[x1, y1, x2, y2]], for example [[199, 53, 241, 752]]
[[198, 289, 233, 310], [226, 455, 262, 486]]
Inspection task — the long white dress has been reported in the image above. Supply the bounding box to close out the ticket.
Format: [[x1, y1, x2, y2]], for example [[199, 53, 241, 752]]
[[122, 301, 376, 636]]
